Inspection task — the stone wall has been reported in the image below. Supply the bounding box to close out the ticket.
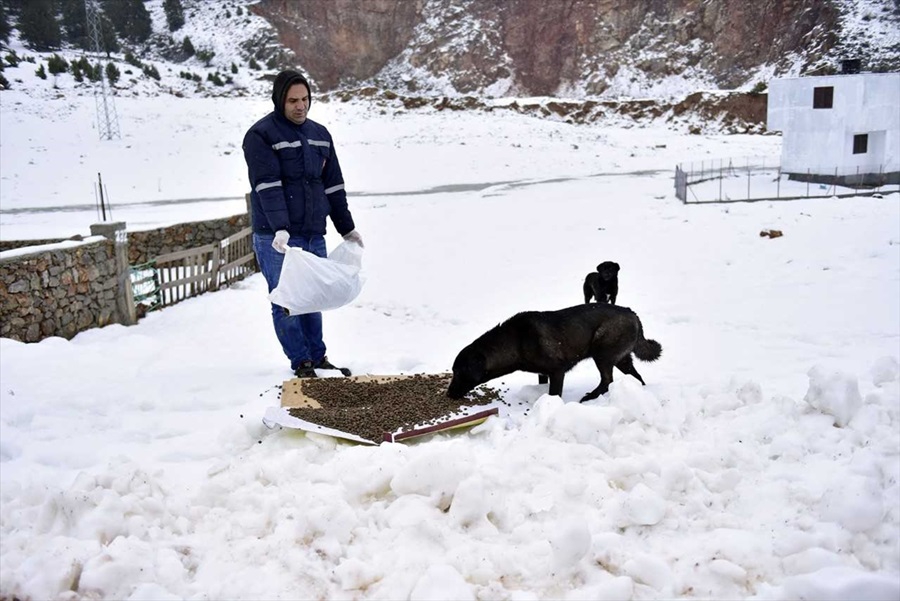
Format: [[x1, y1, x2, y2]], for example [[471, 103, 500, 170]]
[[0, 236, 78, 253], [0, 214, 251, 263], [0, 212, 255, 343], [127, 213, 251, 265], [0, 238, 122, 342]]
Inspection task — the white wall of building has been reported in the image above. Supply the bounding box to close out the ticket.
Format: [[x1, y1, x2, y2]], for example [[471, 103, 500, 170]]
[[767, 73, 900, 177]]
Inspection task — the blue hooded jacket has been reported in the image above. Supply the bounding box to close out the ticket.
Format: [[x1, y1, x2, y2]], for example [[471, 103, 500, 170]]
[[243, 70, 355, 237]]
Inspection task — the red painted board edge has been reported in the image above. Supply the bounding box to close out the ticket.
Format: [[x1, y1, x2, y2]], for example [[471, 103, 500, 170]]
[[382, 407, 499, 443]]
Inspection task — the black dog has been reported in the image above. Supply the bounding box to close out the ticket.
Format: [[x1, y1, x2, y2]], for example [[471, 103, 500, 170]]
[[447, 303, 661, 402], [583, 261, 619, 305]]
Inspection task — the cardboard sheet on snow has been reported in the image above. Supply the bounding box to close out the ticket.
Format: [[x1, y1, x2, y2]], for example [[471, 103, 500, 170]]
[[262, 374, 500, 444]]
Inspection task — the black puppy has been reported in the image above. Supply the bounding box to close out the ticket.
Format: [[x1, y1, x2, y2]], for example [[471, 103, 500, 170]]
[[447, 303, 661, 402], [583, 261, 619, 305]]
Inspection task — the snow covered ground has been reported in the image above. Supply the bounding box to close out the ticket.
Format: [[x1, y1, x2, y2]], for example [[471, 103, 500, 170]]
[[1, 58, 900, 600]]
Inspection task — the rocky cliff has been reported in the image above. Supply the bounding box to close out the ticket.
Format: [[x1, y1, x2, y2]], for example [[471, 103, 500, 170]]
[[250, 0, 900, 98]]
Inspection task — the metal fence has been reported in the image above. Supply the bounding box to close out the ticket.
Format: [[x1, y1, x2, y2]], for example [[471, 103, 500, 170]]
[[675, 158, 900, 203], [130, 261, 162, 312]]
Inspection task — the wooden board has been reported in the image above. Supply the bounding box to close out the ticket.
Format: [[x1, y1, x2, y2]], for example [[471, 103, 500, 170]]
[[382, 408, 498, 443], [280, 375, 412, 409], [269, 373, 499, 444]]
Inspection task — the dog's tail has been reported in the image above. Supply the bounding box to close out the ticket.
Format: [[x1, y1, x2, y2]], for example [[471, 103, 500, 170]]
[[633, 315, 662, 362]]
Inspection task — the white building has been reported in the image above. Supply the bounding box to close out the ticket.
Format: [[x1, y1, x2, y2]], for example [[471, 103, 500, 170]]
[[767, 71, 900, 185]]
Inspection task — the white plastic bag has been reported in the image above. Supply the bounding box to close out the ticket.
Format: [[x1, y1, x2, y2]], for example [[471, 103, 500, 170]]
[[268, 241, 364, 315]]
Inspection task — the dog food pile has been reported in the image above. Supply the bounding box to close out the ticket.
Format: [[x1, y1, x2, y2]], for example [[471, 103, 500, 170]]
[[287, 374, 501, 443]]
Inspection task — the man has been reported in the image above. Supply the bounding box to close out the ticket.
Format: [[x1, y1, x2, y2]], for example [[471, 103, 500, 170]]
[[243, 69, 363, 378]]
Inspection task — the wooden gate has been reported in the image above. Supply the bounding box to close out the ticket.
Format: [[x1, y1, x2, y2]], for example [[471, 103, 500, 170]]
[[219, 226, 256, 287], [140, 227, 257, 310]]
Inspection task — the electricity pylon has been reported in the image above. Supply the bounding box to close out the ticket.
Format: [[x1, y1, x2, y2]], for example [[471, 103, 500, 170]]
[[85, 0, 120, 140]]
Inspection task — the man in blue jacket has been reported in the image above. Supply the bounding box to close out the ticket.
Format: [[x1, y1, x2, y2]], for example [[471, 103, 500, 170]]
[[243, 69, 363, 378]]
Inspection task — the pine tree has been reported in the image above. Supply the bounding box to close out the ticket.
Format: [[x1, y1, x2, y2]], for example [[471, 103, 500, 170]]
[[19, 0, 63, 51], [0, 2, 12, 49], [47, 53, 69, 76], [99, 0, 126, 38], [101, 0, 151, 43], [59, 0, 89, 50], [127, 0, 152, 41], [182, 35, 194, 57], [142, 63, 160, 80], [196, 47, 215, 67], [74, 56, 96, 81], [124, 51, 141, 68], [163, 0, 184, 32], [98, 13, 120, 54], [105, 61, 119, 85]]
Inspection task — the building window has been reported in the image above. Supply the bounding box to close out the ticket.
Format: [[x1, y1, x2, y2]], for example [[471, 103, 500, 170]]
[[853, 134, 868, 154], [813, 86, 834, 109]]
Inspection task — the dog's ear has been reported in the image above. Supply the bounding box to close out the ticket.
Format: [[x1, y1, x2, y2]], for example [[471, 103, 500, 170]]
[[612, 262, 620, 272], [596, 263, 604, 272]]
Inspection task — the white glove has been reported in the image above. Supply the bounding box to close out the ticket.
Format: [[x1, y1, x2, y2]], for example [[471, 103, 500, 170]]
[[272, 230, 290, 253], [343, 229, 364, 248]]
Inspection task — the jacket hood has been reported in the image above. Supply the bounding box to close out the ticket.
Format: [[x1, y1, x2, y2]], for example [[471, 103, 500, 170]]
[[271, 70, 312, 114]]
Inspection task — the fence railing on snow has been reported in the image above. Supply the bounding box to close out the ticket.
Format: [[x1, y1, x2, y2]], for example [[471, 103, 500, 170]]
[[219, 226, 256, 287], [131, 226, 256, 311], [674, 157, 900, 203]]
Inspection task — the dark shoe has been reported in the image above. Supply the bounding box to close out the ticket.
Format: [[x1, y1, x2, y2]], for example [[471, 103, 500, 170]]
[[315, 356, 352, 377], [293, 360, 318, 378]]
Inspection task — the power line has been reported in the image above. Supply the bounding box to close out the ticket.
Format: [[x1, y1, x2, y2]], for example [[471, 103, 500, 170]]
[[85, 0, 120, 141]]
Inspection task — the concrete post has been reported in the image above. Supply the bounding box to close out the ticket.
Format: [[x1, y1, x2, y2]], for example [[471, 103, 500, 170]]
[[90, 221, 137, 326]]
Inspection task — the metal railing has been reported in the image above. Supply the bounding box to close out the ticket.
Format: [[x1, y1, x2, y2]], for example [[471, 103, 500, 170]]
[[129, 261, 162, 312], [675, 158, 899, 203]]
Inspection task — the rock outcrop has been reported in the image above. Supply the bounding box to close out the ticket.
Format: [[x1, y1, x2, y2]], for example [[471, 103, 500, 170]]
[[250, 0, 899, 97]]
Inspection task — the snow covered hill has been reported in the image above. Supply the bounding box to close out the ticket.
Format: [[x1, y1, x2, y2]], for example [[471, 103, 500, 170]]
[[2, 0, 898, 103]]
